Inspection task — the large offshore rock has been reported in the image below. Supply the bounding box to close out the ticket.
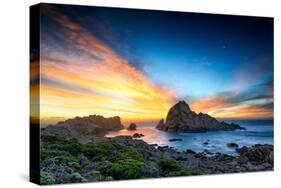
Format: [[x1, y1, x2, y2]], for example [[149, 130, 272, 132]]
[[156, 100, 245, 132]]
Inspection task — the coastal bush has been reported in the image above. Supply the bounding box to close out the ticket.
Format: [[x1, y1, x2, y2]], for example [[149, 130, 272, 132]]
[[41, 133, 150, 180], [54, 155, 78, 164], [99, 159, 146, 180], [82, 140, 121, 160], [158, 159, 183, 172], [40, 171, 55, 185], [41, 134, 66, 144], [59, 139, 84, 155], [158, 159, 197, 177], [113, 149, 144, 162], [41, 149, 71, 160], [82, 140, 144, 163]]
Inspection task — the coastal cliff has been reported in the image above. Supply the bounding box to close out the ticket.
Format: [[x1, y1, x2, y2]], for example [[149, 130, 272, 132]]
[[156, 101, 245, 132]]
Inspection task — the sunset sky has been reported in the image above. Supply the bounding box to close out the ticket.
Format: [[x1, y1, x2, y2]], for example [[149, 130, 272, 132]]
[[34, 4, 273, 124]]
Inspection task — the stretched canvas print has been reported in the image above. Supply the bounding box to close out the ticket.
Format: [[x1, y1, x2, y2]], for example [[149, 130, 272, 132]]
[[30, 3, 274, 185]]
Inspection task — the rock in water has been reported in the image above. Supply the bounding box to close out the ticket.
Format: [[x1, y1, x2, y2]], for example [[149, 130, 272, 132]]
[[54, 114, 124, 138], [127, 123, 137, 130], [156, 100, 245, 132], [169, 138, 183, 142], [156, 119, 165, 130], [227, 142, 239, 148], [133, 133, 144, 138]]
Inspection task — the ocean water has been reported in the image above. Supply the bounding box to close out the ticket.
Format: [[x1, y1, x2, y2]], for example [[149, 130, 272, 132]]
[[106, 120, 273, 156]]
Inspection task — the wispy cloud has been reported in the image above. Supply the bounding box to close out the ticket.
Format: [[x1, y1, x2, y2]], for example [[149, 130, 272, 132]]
[[39, 5, 175, 123], [191, 79, 273, 119]]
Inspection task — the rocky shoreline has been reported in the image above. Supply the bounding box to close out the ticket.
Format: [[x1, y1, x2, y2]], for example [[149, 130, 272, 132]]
[[40, 125, 273, 185]]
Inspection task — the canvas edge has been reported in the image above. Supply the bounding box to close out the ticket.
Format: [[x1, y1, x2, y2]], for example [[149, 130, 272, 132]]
[[30, 3, 41, 185]]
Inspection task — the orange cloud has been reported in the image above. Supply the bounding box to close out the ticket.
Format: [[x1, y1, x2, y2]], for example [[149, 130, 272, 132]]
[[191, 95, 229, 113], [212, 105, 273, 119], [39, 5, 175, 124], [191, 95, 273, 119]]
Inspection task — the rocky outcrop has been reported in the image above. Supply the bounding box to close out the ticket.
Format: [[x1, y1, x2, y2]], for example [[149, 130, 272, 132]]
[[58, 115, 123, 130], [156, 101, 245, 132], [127, 123, 137, 130], [227, 142, 239, 148], [45, 115, 124, 143], [236, 144, 273, 165], [133, 133, 144, 138], [156, 119, 165, 130]]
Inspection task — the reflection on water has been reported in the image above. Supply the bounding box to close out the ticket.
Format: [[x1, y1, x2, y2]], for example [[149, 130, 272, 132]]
[[106, 120, 273, 155]]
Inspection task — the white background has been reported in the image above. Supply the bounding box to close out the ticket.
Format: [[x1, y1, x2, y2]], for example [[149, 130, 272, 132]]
[[0, 0, 280, 187]]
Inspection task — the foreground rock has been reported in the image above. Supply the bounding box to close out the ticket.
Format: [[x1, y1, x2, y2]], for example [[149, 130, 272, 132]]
[[236, 144, 273, 165], [127, 123, 137, 130], [133, 133, 144, 138], [156, 101, 245, 132]]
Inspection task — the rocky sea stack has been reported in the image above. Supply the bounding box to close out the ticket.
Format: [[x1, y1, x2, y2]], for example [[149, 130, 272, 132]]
[[127, 123, 137, 130], [156, 101, 245, 132], [45, 115, 124, 143]]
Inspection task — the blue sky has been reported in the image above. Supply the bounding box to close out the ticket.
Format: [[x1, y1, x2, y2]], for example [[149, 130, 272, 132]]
[[39, 4, 273, 120], [57, 5, 273, 97]]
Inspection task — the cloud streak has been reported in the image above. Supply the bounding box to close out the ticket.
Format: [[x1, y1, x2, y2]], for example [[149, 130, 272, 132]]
[[39, 5, 175, 123], [191, 80, 273, 119]]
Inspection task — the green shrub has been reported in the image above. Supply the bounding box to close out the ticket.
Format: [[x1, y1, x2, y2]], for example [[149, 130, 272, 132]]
[[54, 155, 78, 164], [158, 159, 197, 177], [112, 149, 144, 162], [100, 159, 146, 180], [40, 171, 55, 185], [58, 140, 84, 155], [41, 134, 66, 144], [82, 140, 127, 161], [158, 159, 183, 172], [41, 149, 71, 160]]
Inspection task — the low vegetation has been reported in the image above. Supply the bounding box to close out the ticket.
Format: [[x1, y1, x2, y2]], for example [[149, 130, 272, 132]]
[[40, 133, 156, 184], [158, 159, 198, 177]]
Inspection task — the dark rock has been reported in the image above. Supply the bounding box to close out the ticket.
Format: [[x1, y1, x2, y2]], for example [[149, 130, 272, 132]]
[[214, 153, 235, 162], [156, 100, 245, 132], [227, 142, 239, 148], [194, 152, 206, 158], [203, 149, 213, 155], [169, 138, 183, 142], [156, 119, 165, 130], [203, 141, 209, 145], [236, 156, 248, 164], [186, 149, 196, 154], [133, 133, 144, 138], [158, 146, 169, 151], [127, 123, 137, 130], [236, 144, 273, 165], [221, 121, 246, 130], [150, 144, 158, 147]]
